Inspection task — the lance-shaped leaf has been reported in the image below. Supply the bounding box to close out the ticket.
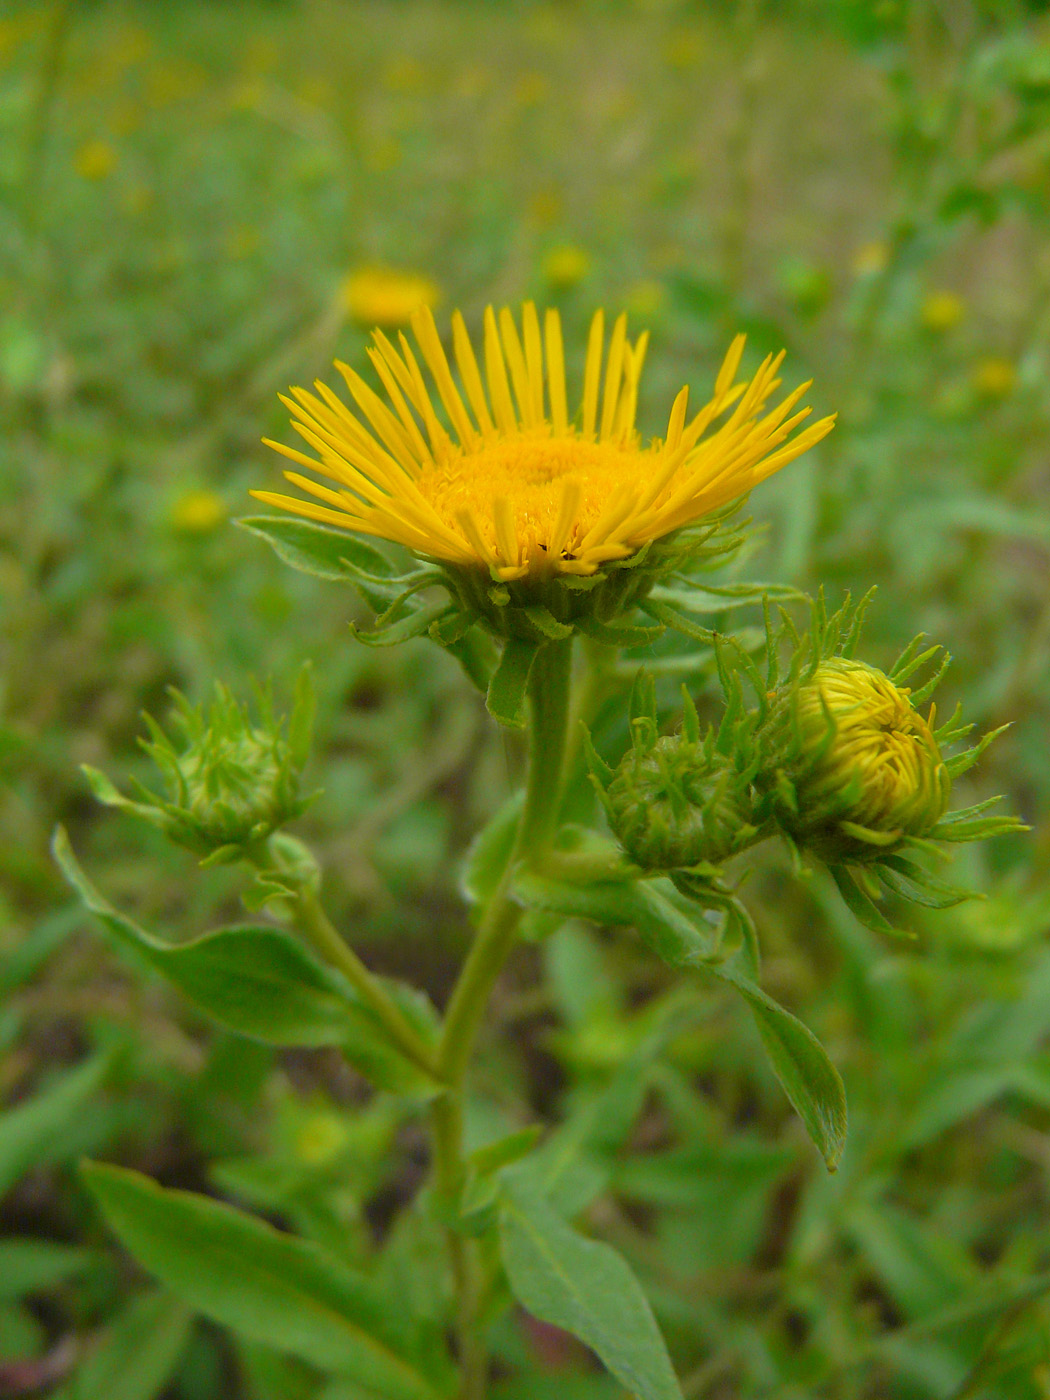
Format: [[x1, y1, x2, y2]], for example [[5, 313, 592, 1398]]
[[237, 516, 404, 607], [49, 1291, 193, 1400], [498, 1171, 683, 1400], [708, 963, 847, 1171], [460, 792, 524, 906], [83, 1165, 446, 1400], [54, 829, 436, 1092], [486, 636, 539, 729], [0, 1055, 110, 1200], [511, 869, 721, 966], [512, 867, 846, 1169]]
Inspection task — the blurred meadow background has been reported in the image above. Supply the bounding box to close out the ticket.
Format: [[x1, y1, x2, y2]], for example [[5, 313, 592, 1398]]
[[4, 0, 1050, 1396]]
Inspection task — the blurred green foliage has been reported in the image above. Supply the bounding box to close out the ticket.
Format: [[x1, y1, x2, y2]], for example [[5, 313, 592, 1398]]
[[3, 0, 1050, 1396]]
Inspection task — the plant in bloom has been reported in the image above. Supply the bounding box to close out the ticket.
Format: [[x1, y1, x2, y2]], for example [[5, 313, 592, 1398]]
[[253, 303, 835, 588], [59, 291, 1027, 1400]]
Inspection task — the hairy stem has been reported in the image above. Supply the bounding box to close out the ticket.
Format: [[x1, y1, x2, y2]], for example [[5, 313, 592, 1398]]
[[432, 636, 574, 1399]]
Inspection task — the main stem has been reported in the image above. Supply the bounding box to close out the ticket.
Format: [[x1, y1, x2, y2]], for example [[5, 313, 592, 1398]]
[[432, 637, 574, 1400]]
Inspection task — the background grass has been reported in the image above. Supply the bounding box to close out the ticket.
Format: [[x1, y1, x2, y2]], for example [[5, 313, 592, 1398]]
[[3, 1, 1050, 1396]]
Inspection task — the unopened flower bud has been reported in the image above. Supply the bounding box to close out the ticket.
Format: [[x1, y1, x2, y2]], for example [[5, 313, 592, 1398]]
[[82, 672, 316, 862], [606, 736, 755, 871], [762, 657, 950, 861]]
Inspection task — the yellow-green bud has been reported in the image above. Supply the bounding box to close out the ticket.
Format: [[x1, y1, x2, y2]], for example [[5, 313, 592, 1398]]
[[606, 736, 754, 870], [763, 657, 950, 861]]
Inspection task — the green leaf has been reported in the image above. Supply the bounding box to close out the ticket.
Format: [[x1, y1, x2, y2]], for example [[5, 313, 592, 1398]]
[[236, 516, 398, 584], [487, 636, 539, 728], [511, 870, 720, 967], [640, 597, 715, 645], [54, 1291, 192, 1400], [350, 599, 451, 648], [437, 627, 497, 694], [460, 792, 523, 906], [0, 1239, 98, 1301], [575, 615, 665, 648], [830, 863, 908, 936], [498, 1173, 683, 1400], [708, 964, 847, 1171], [83, 1165, 446, 1400], [0, 1055, 110, 1200], [513, 865, 845, 1168], [53, 828, 432, 1092]]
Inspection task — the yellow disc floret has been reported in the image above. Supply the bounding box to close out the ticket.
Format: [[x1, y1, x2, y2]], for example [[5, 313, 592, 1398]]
[[253, 303, 835, 583]]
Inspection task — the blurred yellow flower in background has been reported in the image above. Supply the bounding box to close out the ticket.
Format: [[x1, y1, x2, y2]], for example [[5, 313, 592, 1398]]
[[171, 490, 228, 534], [664, 27, 702, 69], [623, 280, 666, 319], [382, 56, 425, 93], [542, 245, 591, 291], [75, 141, 117, 180], [921, 290, 965, 332], [341, 267, 441, 328], [972, 356, 1016, 399], [851, 240, 889, 277]]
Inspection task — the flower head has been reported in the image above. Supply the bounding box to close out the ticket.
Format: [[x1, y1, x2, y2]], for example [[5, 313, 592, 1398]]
[[542, 245, 591, 291], [75, 140, 117, 180], [253, 303, 835, 587], [972, 356, 1016, 399], [921, 290, 965, 332], [765, 657, 950, 862], [170, 488, 227, 534], [81, 674, 316, 863]]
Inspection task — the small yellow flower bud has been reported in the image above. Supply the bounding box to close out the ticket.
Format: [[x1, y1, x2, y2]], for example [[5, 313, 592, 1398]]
[[767, 658, 950, 861]]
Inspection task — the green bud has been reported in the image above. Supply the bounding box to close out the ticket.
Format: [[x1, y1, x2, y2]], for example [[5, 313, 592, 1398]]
[[760, 657, 950, 862], [606, 735, 755, 870], [82, 670, 316, 861]]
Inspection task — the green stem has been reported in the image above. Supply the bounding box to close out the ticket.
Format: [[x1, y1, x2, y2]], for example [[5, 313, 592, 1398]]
[[432, 636, 574, 1400], [294, 884, 443, 1082], [442, 637, 573, 1085]]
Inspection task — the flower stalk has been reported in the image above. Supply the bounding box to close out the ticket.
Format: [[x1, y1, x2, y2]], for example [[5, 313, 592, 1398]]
[[431, 635, 574, 1399]]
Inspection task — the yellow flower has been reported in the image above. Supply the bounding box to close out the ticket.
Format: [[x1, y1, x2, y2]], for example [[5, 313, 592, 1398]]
[[623, 280, 666, 320], [972, 356, 1015, 398], [921, 291, 965, 332], [341, 267, 441, 328], [664, 27, 702, 69], [851, 241, 889, 277], [542, 244, 590, 290], [382, 56, 425, 93], [171, 490, 227, 534], [512, 72, 548, 107], [254, 303, 835, 583], [75, 140, 117, 180]]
